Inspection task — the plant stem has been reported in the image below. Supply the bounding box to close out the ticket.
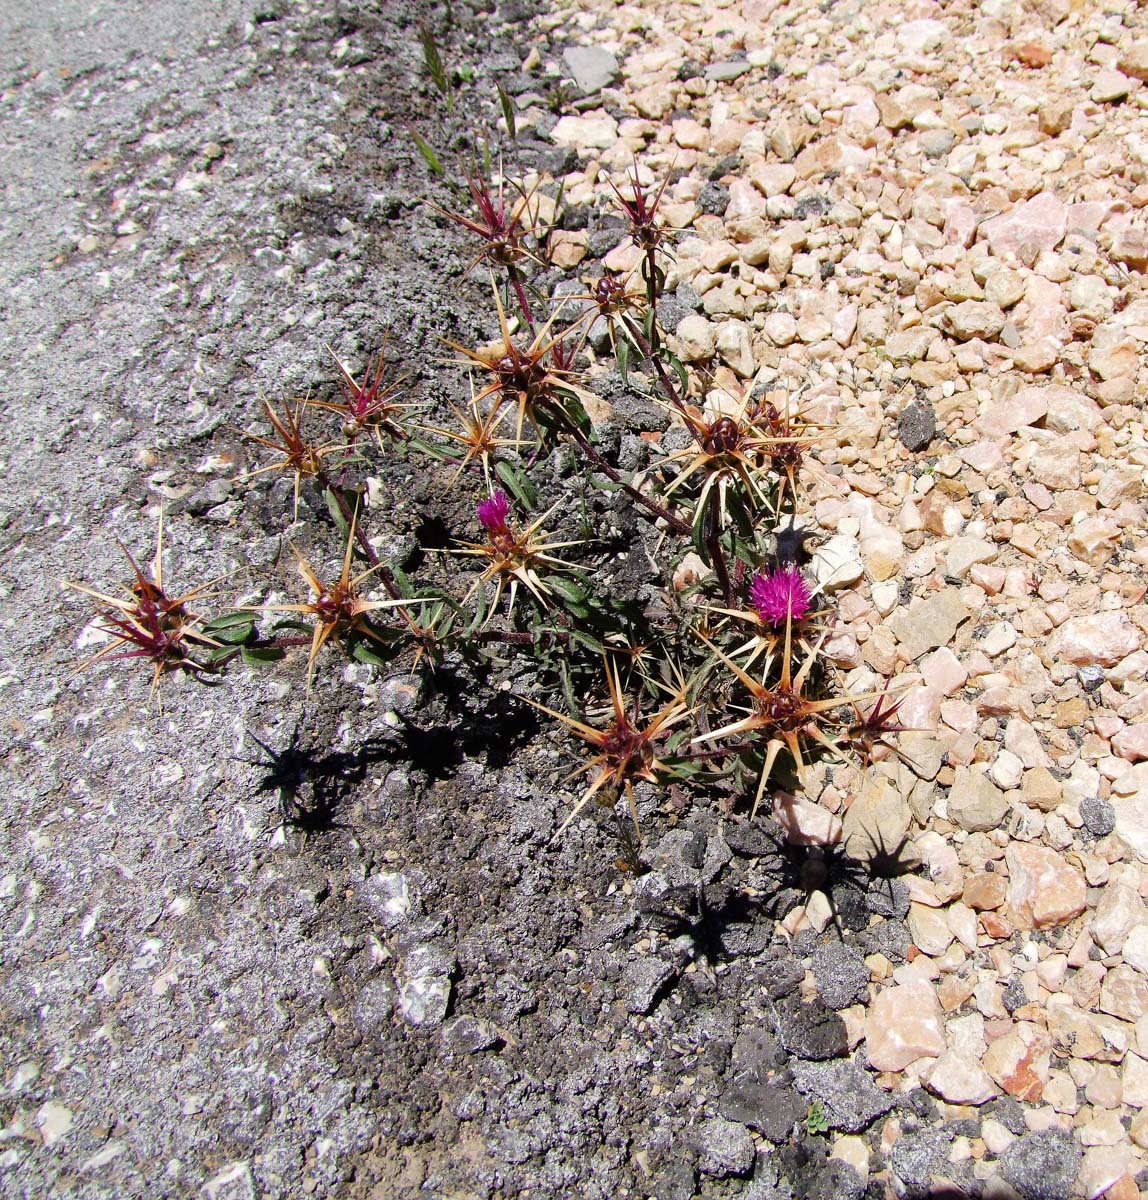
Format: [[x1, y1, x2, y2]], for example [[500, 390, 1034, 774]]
[[732, 557, 747, 599], [563, 423, 690, 536], [507, 264, 535, 334], [473, 629, 569, 647], [619, 314, 691, 421], [678, 744, 749, 764], [642, 246, 661, 339]]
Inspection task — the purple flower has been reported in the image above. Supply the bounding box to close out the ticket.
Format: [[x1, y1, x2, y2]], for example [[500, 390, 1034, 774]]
[[478, 490, 511, 535], [749, 566, 812, 628]]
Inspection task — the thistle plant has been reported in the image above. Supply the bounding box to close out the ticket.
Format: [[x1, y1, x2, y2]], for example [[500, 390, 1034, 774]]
[[446, 287, 592, 446], [525, 655, 691, 840], [62, 65, 908, 890], [748, 566, 813, 629], [255, 513, 413, 688], [420, 382, 521, 487], [241, 395, 339, 512], [456, 490, 581, 620], [63, 521, 224, 703], [319, 346, 412, 447], [608, 165, 673, 315]]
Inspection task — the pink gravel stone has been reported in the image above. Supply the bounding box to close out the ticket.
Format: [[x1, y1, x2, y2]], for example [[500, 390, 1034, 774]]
[[920, 647, 968, 695], [1100, 964, 1148, 1022], [1006, 843, 1087, 931], [1089, 876, 1146, 955], [982, 1020, 1052, 1101], [944, 203, 977, 248], [958, 441, 1004, 473], [865, 980, 946, 1071], [1048, 612, 1140, 667], [974, 386, 1049, 438], [1043, 383, 1103, 433], [774, 794, 843, 846], [1004, 718, 1050, 769], [924, 1051, 998, 1105], [1114, 724, 1148, 762], [1020, 275, 1069, 342], [979, 192, 1067, 259], [895, 684, 942, 732]]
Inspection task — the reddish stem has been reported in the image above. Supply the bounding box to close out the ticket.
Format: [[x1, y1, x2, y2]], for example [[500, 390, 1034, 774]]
[[619, 315, 692, 422], [508, 265, 536, 334], [316, 471, 403, 602], [562, 422, 690, 536]]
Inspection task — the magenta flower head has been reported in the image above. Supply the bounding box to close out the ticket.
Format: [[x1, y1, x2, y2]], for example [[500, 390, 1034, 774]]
[[477, 490, 511, 536], [749, 566, 812, 628]]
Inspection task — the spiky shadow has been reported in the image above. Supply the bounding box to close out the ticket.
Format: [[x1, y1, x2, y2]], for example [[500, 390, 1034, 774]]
[[240, 728, 387, 833], [648, 882, 763, 966], [728, 816, 918, 936], [398, 675, 541, 778]]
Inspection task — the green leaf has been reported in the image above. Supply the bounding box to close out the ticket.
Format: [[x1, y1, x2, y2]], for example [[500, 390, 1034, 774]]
[[410, 131, 445, 177], [201, 613, 257, 645], [550, 176, 566, 229], [404, 435, 452, 462], [270, 618, 314, 635], [390, 563, 415, 598], [661, 347, 689, 396], [205, 645, 241, 665], [466, 580, 489, 634], [551, 389, 591, 437], [548, 575, 590, 618], [495, 459, 537, 510], [665, 728, 692, 754], [690, 499, 708, 557], [567, 626, 604, 654], [323, 487, 351, 540], [616, 336, 631, 387], [496, 83, 517, 141], [725, 485, 754, 540], [202, 610, 257, 632], [241, 646, 286, 665], [350, 640, 395, 667], [588, 474, 623, 494]]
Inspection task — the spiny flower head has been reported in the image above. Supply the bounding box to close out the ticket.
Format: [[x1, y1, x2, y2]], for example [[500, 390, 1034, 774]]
[[322, 346, 411, 444], [523, 655, 692, 841], [458, 495, 580, 621], [63, 518, 222, 702], [477, 490, 511, 537], [749, 567, 812, 629], [254, 512, 410, 688], [608, 165, 670, 254]]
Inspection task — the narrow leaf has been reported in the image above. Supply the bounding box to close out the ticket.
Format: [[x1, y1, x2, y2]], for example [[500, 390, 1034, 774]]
[[202, 611, 258, 634], [202, 619, 256, 646], [568, 627, 605, 654], [495, 459, 538, 510], [420, 25, 449, 98], [350, 640, 395, 667], [496, 83, 517, 141], [410, 131, 444, 177], [323, 487, 351, 540], [662, 347, 689, 396]]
